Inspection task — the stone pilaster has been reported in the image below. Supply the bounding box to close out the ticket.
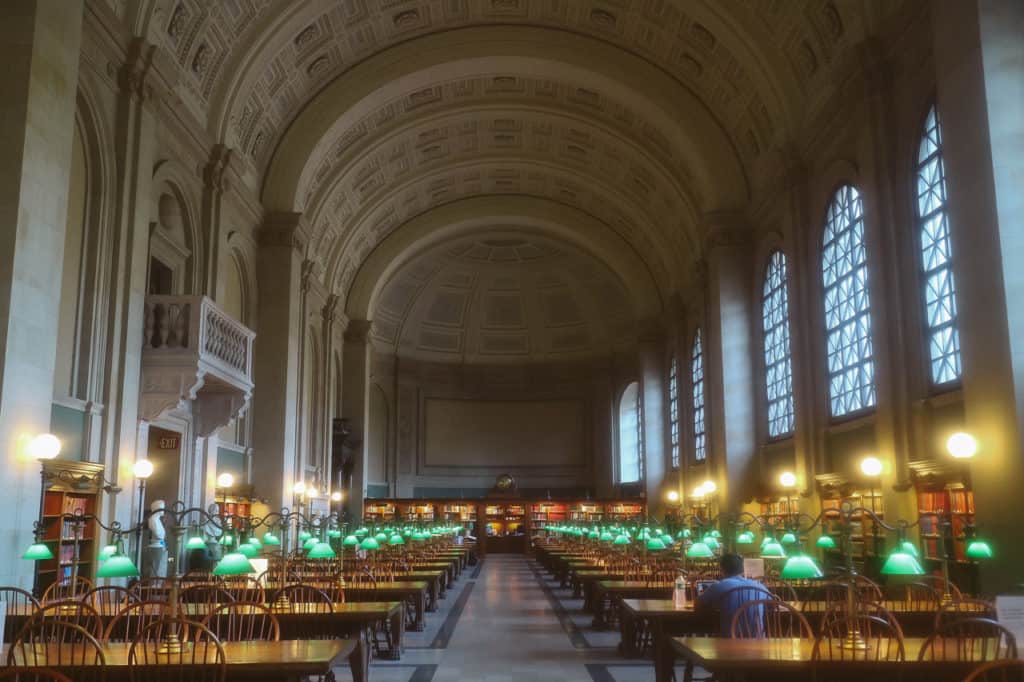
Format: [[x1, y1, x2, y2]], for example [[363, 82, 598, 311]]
[[342, 320, 372, 522]]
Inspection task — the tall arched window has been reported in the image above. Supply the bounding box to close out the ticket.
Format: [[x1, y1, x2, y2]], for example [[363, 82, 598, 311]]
[[691, 329, 706, 461], [618, 381, 642, 483], [822, 185, 876, 418], [668, 357, 680, 468], [916, 105, 962, 386], [762, 251, 795, 438]]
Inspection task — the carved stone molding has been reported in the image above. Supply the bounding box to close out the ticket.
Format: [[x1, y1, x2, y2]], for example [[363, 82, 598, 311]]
[[203, 144, 233, 193], [112, 38, 157, 103], [344, 319, 373, 345], [259, 212, 309, 252]]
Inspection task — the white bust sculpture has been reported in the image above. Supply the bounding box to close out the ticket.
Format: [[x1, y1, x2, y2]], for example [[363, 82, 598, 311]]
[[148, 499, 166, 545]]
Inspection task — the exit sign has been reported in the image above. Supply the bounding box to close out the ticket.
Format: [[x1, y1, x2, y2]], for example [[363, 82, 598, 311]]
[[157, 436, 179, 449]]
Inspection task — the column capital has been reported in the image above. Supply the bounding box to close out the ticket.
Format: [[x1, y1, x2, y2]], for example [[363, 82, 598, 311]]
[[344, 319, 373, 344], [110, 38, 157, 103], [202, 144, 233, 193], [259, 212, 309, 252]]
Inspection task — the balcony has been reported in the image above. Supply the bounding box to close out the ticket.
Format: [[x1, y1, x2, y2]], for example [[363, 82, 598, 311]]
[[140, 295, 255, 436]]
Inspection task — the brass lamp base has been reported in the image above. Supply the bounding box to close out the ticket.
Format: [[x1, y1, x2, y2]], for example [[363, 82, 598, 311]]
[[157, 633, 184, 655], [271, 595, 292, 612], [841, 630, 869, 651]]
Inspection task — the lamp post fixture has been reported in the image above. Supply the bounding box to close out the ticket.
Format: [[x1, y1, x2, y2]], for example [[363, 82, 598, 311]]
[[132, 458, 154, 569]]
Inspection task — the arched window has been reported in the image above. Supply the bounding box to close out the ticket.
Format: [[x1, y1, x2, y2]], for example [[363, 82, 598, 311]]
[[762, 251, 795, 438], [822, 185, 876, 417], [668, 357, 680, 468], [618, 382, 642, 483], [691, 329, 706, 461], [916, 105, 961, 386]]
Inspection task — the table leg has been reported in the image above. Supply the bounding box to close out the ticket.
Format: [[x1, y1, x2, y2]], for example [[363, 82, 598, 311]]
[[572, 574, 583, 599], [618, 608, 638, 657], [427, 579, 439, 612], [349, 629, 370, 682], [583, 581, 595, 613], [409, 592, 426, 631], [591, 589, 608, 629], [654, 619, 672, 682]]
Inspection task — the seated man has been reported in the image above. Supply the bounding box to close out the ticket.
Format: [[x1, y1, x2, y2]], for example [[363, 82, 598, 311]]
[[696, 553, 772, 636]]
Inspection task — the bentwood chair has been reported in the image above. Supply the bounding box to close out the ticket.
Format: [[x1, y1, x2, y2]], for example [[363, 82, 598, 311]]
[[26, 601, 104, 640], [0, 667, 73, 681], [965, 659, 1024, 682], [813, 615, 906, 662], [731, 599, 814, 639], [81, 585, 136, 614], [8, 621, 106, 682], [219, 576, 265, 603], [801, 582, 851, 612], [41, 577, 94, 604], [918, 575, 964, 602], [202, 601, 281, 642], [128, 617, 226, 682], [102, 601, 172, 642], [919, 618, 1018, 662], [819, 601, 905, 638], [0, 587, 40, 642], [180, 584, 236, 614], [936, 599, 999, 630], [901, 582, 942, 610]]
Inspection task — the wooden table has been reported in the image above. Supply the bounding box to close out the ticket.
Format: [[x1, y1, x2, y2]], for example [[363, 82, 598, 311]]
[[592, 580, 673, 629], [344, 581, 429, 631], [669, 636, 989, 682], [620, 598, 711, 680], [2, 638, 355, 682]]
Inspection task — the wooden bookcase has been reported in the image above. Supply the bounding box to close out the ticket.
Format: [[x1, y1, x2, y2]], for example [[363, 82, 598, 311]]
[[910, 459, 979, 589], [35, 461, 105, 597], [820, 488, 885, 561]]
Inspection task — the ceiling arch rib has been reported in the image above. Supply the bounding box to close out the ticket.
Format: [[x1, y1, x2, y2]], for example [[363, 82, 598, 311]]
[[261, 28, 748, 214]]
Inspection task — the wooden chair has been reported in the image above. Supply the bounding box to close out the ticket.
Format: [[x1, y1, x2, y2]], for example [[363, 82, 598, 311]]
[[919, 618, 1017, 662], [128, 577, 171, 603], [917, 574, 964, 601], [7, 621, 105, 682], [0, 668, 73, 681], [819, 601, 904, 638], [964, 660, 1024, 682], [717, 584, 776, 606], [936, 599, 999, 629], [202, 602, 280, 642], [801, 582, 851, 612], [269, 583, 334, 613], [901, 581, 942, 610], [219, 576, 265, 603], [179, 583, 235, 614], [837, 574, 884, 603], [731, 599, 814, 639], [41, 576, 93, 603], [762, 581, 799, 603], [102, 601, 171, 642], [26, 601, 103, 639], [812, 615, 906, 662], [128, 617, 225, 682], [0, 586, 40, 611], [81, 585, 136, 613]]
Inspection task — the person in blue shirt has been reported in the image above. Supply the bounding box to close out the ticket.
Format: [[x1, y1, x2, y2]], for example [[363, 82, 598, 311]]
[[696, 553, 772, 636]]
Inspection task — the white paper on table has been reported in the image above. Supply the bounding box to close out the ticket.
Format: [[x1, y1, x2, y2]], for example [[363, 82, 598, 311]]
[[995, 595, 1024, 657], [743, 558, 765, 580]]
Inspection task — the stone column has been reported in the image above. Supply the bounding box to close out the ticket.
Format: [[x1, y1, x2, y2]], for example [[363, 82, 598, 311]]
[[932, 0, 1024, 594], [638, 321, 667, 515], [703, 217, 758, 514], [199, 144, 232, 299], [251, 213, 308, 510], [342, 320, 372, 523], [0, 0, 83, 587]]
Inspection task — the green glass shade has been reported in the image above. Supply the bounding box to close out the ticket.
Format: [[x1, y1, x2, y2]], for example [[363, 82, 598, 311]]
[[307, 541, 337, 559], [880, 550, 925, 576], [681, 529, 691, 538], [761, 537, 772, 549], [360, 537, 380, 551], [816, 535, 837, 549], [96, 554, 140, 578], [588, 530, 600, 539], [612, 534, 631, 546], [303, 536, 317, 550], [374, 532, 388, 543], [22, 543, 54, 561], [709, 530, 722, 538], [213, 551, 256, 576], [356, 528, 369, 537], [600, 531, 614, 542], [899, 541, 919, 558], [781, 532, 798, 545], [686, 542, 714, 559], [328, 529, 343, 539], [646, 538, 667, 551], [781, 554, 823, 580], [237, 542, 258, 558], [219, 533, 234, 546], [247, 537, 262, 550], [98, 544, 118, 560], [703, 536, 720, 551], [262, 532, 281, 546], [299, 531, 312, 541], [660, 534, 674, 546], [761, 541, 787, 558], [343, 535, 360, 547], [185, 535, 207, 550], [736, 531, 755, 545], [389, 534, 405, 546], [966, 539, 993, 560]]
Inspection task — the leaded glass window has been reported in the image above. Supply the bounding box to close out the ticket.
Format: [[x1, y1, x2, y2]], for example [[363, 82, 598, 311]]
[[669, 358, 680, 468], [618, 382, 642, 483], [762, 251, 795, 437], [916, 105, 962, 386], [822, 185, 877, 417], [691, 329, 706, 461]]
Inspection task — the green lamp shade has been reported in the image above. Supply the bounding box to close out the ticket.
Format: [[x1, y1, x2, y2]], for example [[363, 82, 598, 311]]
[[660, 534, 674, 546], [781, 555, 823, 580], [343, 535, 360, 547], [237, 542, 258, 558], [709, 530, 722, 538], [588, 531, 600, 539], [600, 531, 614, 542], [328, 529, 343, 539], [761, 541, 787, 558], [736, 531, 755, 545], [185, 535, 207, 550], [899, 541, 919, 558], [22, 543, 54, 561], [374, 532, 388, 542], [816, 535, 837, 549], [966, 539, 994, 560], [356, 528, 369, 537], [219, 534, 234, 546], [213, 551, 256, 576], [389, 534, 405, 546], [612, 534, 631, 546], [96, 554, 140, 578], [686, 542, 714, 559], [247, 537, 262, 550], [262, 532, 281, 546], [303, 536, 318, 550], [880, 550, 925, 576], [703, 536, 720, 551], [646, 538, 667, 551], [308, 541, 337, 559], [299, 531, 313, 541], [780, 532, 798, 545], [98, 544, 118, 560], [360, 537, 380, 551], [681, 529, 692, 539], [403, 529, 413, 537]]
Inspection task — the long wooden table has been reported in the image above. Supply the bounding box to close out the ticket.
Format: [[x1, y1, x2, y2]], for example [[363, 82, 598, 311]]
[[669, 636, 992, 682], [344, 581, 429, 631], [2, 639, 355, 682]]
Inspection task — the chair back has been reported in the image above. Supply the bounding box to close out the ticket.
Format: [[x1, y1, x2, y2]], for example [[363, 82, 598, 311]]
[[936, 599, 998, 630], [82, 586, 136, 614], [179, 584, 235, 614], [41, 577, 94, 604], [129, 577, 170, 603], [964, 660, 1024, 682], [731, 599, 814, 639], [812, 615, 905, 662], [202, 601, 280, 641], [128, 617, 225, 682], [102, 601, 171, 642], [901, 582, 942, 610], [917, 574, 963, 601], [26, 602, 103, 639], [269, 583, 334, 613], [919, 618, 1017, 662], [7, 621, 105, 682], [762, 581, 799, 603], [801, 582, 850, 612], [219, 576, 265, 603], [819, 601, 904, 638], [0, 667, 73, 681]]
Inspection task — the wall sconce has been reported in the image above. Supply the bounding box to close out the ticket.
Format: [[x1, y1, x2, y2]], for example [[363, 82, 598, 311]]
[[28, 434, 61, 461], [860, 456, 883, 477], [779, 471, 797, 488], [216, 472, 234, 488], [666, 490, 680, 503], [947, 432, 978, 459]]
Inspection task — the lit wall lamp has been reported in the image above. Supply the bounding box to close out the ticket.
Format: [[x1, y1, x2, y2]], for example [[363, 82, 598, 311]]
[[947, 432, 978, 459], [133, 458, 153, 567]]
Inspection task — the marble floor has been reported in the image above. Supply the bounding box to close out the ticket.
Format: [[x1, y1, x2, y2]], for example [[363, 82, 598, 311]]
[[332, 554, 685, 681]]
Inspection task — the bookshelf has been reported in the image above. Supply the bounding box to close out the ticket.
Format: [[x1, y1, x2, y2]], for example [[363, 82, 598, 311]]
[[364, 501, 397, 522], [35, 460, 105, 597], [605, 502, 644, 521], [917, 487, 975, 562], [820, 488, 885, 561]]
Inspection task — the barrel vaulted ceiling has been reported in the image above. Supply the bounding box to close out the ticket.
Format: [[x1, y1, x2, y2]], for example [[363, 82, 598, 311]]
[[126, 0, 910, 337]]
